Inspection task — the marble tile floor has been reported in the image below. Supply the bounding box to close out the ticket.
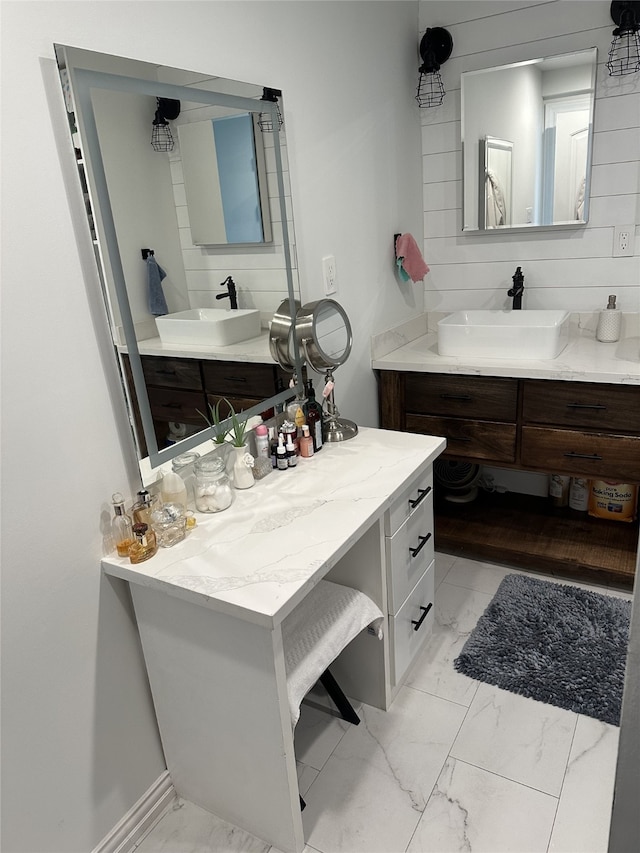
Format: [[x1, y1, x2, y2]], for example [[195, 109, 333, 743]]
[[133, 553, 631, 853]]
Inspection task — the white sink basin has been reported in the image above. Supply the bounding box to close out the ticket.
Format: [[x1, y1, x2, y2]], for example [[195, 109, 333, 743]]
[[156, 308, 261, 347], [437, 310, 570, 359]]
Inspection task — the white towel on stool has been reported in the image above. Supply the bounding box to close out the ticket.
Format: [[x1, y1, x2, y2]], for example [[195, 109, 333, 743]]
[[282, 580, 384, 727]]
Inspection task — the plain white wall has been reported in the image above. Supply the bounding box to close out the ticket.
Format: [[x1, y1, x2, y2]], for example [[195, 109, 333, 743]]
[[419, 0, 640, 312], [0, 2, 423, 851]]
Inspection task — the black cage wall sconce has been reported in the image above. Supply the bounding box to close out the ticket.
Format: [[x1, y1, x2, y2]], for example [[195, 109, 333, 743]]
[[606, 1, 640, 75], [416, 27, 453, 108], [257, 87, 284, 132], [151, 97, 181, 152]]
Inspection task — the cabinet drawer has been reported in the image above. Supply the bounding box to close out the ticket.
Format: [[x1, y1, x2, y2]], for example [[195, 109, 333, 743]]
[[202, 361, 276, 397], [142, 356, 202, 390], [522, 380, 640, 433], [521, 426, 640, 482], [147, 387, 208, 425], [406, 414, 516, 463], [386, 490, 434, 613], [390, 563, 435, 686], [405, 374, 518, 420], [385, 470, 433, 536]]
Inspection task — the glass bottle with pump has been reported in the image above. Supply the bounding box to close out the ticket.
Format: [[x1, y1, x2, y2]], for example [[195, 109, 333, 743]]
[[111, 492, 134, 557], [304, 379, 324, 452]]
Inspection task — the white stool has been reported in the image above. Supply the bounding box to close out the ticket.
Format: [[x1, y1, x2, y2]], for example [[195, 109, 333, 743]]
[[281, 579, 384, 810], [282, 579, 384, 727]]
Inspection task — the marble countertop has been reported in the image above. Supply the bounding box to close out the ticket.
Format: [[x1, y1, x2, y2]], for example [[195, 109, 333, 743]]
[[123, 329, 274, 363], [372, 314, 640, 385], [102, 427, 446, 629]]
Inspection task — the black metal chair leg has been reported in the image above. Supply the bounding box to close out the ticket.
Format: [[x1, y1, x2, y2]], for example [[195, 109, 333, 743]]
[[319, 668, 360, 725]]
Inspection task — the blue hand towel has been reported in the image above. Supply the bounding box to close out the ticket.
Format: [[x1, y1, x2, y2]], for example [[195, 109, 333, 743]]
[[147, 255, 168, 316]]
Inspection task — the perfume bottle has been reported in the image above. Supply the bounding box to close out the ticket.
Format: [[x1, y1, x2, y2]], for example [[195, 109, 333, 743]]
[[111, 492, 134, 557], [129, 523, 158, 564], [132, 489, 159, 525], [304, 379, 324, 452]]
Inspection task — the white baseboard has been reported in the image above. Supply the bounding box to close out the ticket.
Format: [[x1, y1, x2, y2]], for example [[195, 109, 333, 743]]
[[92, 771, 176, 853]]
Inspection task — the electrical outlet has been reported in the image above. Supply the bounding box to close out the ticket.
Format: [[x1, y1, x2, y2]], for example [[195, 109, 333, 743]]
[[323, 255, 337, 295], [613, 225, 635, 257]]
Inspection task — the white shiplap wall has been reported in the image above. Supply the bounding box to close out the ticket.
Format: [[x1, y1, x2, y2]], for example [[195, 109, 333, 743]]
[[419, 0, 640, 312], [169, 110, 299, 321]]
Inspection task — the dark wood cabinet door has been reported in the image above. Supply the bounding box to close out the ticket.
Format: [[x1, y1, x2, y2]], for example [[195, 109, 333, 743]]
[[405, 374, 518, 421], [522, 380, 640, 433], [521, 426, 640, 482], [406, 414, 517, 462], [141, 356, 203, 390]]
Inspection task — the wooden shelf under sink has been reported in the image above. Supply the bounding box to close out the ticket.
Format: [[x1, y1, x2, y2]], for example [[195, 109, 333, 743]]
[[435, 490, 638, 589]]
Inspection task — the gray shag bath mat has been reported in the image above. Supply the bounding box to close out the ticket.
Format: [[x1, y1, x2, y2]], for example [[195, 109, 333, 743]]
[[454, 574, 631, 726]]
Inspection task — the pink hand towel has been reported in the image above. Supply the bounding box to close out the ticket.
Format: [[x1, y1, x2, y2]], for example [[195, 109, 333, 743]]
[[396, 233, 430, 282]]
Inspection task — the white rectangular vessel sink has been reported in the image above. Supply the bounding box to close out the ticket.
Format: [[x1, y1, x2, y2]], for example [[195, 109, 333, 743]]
[[438, 310, 570, 360], [156, 308, 261, 347]]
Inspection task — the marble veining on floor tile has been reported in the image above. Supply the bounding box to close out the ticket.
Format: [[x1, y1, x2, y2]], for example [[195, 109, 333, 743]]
[[407, 757, 558, 853], [450, 681, 577, 796]]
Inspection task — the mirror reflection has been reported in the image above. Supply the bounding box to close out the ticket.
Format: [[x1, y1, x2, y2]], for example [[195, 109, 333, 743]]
[[54, 45, 302, 474], [461, 48, 597, 231]]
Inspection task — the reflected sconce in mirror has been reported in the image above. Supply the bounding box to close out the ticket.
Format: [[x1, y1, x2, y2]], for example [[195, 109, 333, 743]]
[[151, 97, 181, 151], [606, 1, 640, 75], [257, 87, 283, 132], [416, 27, 453, 108]]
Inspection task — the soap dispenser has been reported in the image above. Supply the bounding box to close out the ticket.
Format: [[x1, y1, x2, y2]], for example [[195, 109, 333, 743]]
[[596, 294, 622, 342]]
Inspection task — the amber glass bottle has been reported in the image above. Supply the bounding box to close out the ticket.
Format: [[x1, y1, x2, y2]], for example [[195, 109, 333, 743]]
[[304, 379, 324, 452]]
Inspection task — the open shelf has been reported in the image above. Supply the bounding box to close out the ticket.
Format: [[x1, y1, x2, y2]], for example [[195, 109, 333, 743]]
[[435, 489, 638, 589]]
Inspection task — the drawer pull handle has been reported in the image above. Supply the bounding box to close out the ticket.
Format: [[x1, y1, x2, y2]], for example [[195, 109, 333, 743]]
[[412, 602, 433, 632], [566, 403, 607, 411], [224, 376, 248, 383], [563, 451, 603, 461], [409, 486, 432, 509], [440, 393, 473, 401], [449, 435, 472, 443], [157, 369, 177, 377], [165, 402, 184, 410], [410, 532, 432, 558]]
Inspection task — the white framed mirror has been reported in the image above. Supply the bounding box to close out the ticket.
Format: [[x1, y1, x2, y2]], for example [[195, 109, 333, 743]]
[[54, 44, 303, 474], [461, 48, 597, 232]]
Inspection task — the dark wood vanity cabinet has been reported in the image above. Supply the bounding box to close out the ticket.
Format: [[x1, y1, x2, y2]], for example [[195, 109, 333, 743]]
[[379, 371, 640, 483], [123, 354, 289, 453], [378, 370, 640, 584]]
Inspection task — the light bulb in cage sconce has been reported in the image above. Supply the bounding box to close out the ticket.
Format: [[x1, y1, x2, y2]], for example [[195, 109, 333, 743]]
[[416, 27, 453, 108], [606, 1, 640, 76], [150, 97, 181, 152], [258, 87, 283, 132]]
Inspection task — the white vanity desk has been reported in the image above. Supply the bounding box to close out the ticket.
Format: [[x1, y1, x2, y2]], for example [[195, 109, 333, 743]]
[[102, 427, 445, 852]]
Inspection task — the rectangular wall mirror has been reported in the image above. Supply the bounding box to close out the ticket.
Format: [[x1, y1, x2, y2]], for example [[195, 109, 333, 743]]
[[54, 45, 303, 475], [461, 48, 597, 232]]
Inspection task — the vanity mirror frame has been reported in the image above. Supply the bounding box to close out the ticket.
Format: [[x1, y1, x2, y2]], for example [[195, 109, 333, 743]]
[[55, 45, 304, 473], [461, 47, 597, 233]]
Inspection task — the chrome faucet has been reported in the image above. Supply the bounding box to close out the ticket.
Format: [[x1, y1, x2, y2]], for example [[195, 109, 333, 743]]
[[508, 266, 524, 310], [216, 275, 238, 310]]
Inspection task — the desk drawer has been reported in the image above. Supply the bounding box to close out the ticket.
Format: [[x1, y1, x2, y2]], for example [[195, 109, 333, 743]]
[[385, 470, 433, 536], [147, 387, 208, 425], [142, 356, 203, 390], [386, 492, 434, 613], [521, 426, 640, 482], [390, 563, 435, 686], [406, 415, 516, 463], [522, 380, 640, 433], [405, 374, 518, 420]]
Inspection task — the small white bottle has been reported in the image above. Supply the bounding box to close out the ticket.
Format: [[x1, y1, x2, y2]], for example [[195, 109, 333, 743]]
[[286, 434, 297, 467], [596, 294, 622, 343], [276, 435, 288, 470]]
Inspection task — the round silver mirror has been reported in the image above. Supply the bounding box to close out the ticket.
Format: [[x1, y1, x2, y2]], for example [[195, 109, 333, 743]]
[[295, 298, 357, 443], [269, 298, 301, 372], [295, 299, 352, 369]]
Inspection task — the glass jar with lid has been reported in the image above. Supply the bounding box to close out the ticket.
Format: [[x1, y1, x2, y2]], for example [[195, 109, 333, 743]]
[[194, 455, 233, 513]]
